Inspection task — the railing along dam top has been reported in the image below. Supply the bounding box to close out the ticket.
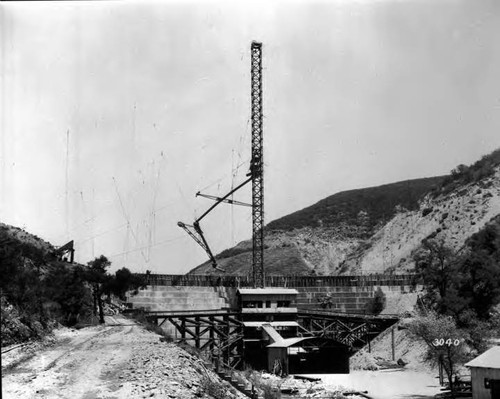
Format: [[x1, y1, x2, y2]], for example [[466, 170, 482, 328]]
[[136, 273, 419, 287]]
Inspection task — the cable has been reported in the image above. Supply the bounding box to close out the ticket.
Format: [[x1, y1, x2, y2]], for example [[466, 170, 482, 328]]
[[52, 201, 116, 240], [112, 177, 147, 262], [77, 222, 128, 244], [107, 235, 185, 258]]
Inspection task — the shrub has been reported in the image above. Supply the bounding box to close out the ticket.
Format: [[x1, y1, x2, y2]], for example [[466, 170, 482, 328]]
[[198, 375, 232, 399], [422, 207, 433, 217], [365, 287, 386, 315], [244, 370, 281, 399], [433, 148, 500, 196]]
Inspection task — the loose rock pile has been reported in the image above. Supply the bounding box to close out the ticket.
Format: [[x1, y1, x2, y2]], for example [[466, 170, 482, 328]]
[[114, 339, 246, 399]]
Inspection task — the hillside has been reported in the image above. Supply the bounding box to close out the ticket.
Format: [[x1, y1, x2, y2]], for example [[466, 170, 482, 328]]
[[267, 176, 445, 235], [189, 240, 310, 275], [0, 222, 79, 275], [0, 222, 55, 255], [189, 148, 500, 276]]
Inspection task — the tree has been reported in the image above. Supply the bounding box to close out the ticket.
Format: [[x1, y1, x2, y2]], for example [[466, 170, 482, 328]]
[[407, 312, 469, 392], [86, 255, 111, 324], [451, 164, 468, 177], [414, 239, 460, 314], [44, 264, 92, 326], [365, 287, 386, 315], [102, 267, 146, 301], [457, 221, 500, 319]]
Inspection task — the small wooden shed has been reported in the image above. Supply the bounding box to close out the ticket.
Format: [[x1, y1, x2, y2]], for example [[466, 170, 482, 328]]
[[465, 346, 500, 399]]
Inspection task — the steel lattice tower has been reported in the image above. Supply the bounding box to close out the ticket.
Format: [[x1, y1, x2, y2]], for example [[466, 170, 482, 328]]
[[250, 42, 264, 288]]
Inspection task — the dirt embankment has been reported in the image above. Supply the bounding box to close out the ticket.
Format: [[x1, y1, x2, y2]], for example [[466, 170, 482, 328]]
[[1, 315, 246, 399]]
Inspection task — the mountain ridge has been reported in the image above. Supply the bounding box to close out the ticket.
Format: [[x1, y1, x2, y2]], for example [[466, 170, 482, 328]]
[[189, 148, 500, 276]]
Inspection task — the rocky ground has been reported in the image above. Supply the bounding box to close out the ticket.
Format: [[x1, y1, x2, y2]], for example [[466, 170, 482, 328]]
[[1, 315, 246, 399]]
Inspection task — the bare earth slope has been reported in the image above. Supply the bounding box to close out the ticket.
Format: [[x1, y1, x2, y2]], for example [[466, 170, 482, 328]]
[[2, 315, 245, 399]]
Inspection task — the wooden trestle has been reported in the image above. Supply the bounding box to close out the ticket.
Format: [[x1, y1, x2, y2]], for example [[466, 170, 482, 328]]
[[146, 310, 244, 369], [145, 308, 399, 369]]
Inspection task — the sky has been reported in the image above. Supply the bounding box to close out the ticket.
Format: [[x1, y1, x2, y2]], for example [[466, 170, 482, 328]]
[[1, 0, 500, 274]]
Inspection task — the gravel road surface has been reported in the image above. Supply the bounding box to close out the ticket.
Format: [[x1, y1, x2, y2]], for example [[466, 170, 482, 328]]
[[2, 315, 243, 399]]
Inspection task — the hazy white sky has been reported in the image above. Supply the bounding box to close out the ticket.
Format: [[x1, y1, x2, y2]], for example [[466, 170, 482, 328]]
[[1, 0, 500, 274]]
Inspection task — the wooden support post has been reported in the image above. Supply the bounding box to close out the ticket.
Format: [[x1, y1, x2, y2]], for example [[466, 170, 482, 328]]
[[209, 316, 215, 358], [223, 315, 230, 365], [195, 316, 200, 349], [181, 318, 186, 343], [391, 327, 395, 361]]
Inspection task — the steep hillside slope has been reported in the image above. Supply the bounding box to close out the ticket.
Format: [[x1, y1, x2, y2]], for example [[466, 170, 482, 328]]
[[190, 177, 446, 276], [189, 240, 311, 275], [267, 176, 445, 235], [350, 166, 500, 273], [0, 222, 55, 254], [0, 222, 78, 274], [188, 148, 500, 276]]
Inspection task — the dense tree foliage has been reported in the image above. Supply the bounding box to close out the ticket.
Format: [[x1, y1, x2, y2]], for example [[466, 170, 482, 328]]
[[414, 239, 461, 315], [415, 215, 500, 322], [1, 234, 49, 331], [43, 264, 93, 325], [457, 218, 500, 319], [1, 224, 147, 343]]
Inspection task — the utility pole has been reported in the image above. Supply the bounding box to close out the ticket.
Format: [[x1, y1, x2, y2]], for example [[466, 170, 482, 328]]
[[250, 42, 264, 288]]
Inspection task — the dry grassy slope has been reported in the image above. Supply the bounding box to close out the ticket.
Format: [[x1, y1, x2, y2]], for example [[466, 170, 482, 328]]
[[189, 243, 310, 275]]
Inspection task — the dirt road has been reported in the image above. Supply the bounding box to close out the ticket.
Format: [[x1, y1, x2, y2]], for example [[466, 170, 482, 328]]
[[2, 315, 240, 399]]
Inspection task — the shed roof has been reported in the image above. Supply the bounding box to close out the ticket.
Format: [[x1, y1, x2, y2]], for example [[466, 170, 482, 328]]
[[243, 321, 300, 328], [238, 288, 299, 295], [465, 346, 500, 369], [267, 337, 311, 348]]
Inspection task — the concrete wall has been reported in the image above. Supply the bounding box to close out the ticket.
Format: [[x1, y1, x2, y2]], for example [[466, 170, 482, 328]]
[[126, 286, 230, 312], [295, 285, 420, 314], [126, 284, 420, 314]]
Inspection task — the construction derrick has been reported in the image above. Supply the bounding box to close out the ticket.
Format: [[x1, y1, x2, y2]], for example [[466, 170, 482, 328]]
[[249, 42, 264, 288], [178, 41, 265, 288]]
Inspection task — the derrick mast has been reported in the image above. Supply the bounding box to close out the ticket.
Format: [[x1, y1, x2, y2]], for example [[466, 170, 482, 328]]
[[250, 41, 264, 288], [178, 42, 266, 287]]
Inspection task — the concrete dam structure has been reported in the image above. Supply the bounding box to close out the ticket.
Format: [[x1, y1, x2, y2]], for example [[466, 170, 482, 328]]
[[126, 274, 421, 315]]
